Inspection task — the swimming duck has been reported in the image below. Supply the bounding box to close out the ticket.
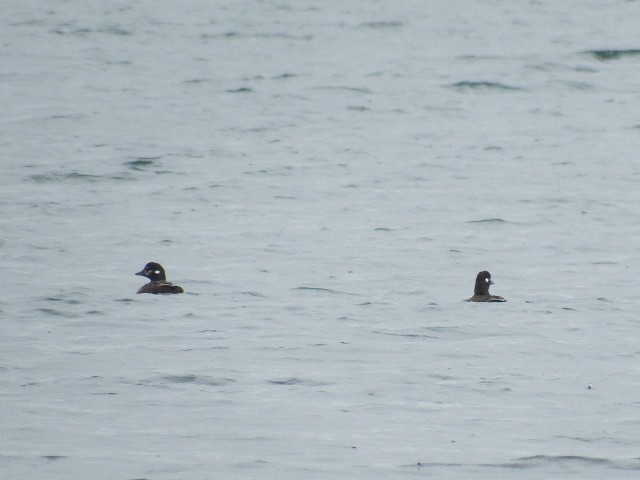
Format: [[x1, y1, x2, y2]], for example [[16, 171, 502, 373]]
[[466, 270, 506, 302], [135, 262, 184, 294]]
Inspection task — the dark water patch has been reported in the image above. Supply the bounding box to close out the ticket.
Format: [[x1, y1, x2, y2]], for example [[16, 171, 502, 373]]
[[272, 73, 297, 80], [293, 286, 358, 296], [29, 172, 103, 183], [11, 19, 46, 27], [180, 346, 229, 352], [315, 86, 373, 94], [268, 377, 328, 386], [273, 195, 298, 200], [124, 157, 161, 170], [456, 54, 505, 61], [428, 373, 457, 381], [358, 301, 391, 306], [347, 105, 369, 111], [161, 374, 234, 387], [204, 31, 312, 41], [423, 326, 471, 338], [116, 298, 135, 303], [447, 81, 521, 91], [360, 21, 403, 29], [389, 289, 426, 296], [556, 435, 603, 443], [376, 326, 475, 341], [411, 454, 636, 470], [63, 172, 100, 182], [242, 291, 266, 297], [558, 80, 594, 90], [51, 26, 130, 37], [466, 218, 508, 224], [98, 27, 132, 36], [45, 297, 81, 305], [183, 78, 211, 84], [234, 459, 271, 470], [372, 330, 439, 340], [52, 27, 92, 36], [515, 454, 615, 467], [374, 227, 394, 231], [227, 87, 253, 93], [36, 308, 78, 318], [586, 49, 640, 61], [103, 60, 131, 67], [408, 175, 432, 182], [42, 455, 67, 461]]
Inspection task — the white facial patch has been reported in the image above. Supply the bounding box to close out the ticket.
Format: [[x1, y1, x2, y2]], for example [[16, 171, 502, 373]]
[[154, 270, 161, 275], [485, 278, 490, 283]]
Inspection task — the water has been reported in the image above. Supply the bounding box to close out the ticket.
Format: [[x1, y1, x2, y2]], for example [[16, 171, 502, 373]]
[[2, 1, 640, 478]]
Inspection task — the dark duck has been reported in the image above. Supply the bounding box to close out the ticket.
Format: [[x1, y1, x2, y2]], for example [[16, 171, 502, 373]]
[[135, 262, 184, 294], [466, 270, 506, 302]]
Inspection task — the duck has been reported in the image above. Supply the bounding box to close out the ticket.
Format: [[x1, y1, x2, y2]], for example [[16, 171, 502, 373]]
[[135, 262, 184, 294], [466, 270, 506, 302]]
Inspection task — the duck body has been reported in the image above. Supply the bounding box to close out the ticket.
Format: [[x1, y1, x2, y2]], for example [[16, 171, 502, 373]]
[[137, 281, 184, 294], [135, 262, 184, 295], [466, 270, 506, 302]]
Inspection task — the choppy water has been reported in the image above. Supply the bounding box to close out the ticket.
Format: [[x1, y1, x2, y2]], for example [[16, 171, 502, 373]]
[[2, 1, 640, 478]]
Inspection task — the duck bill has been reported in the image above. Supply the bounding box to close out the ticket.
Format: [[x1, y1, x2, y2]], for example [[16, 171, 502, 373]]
[[489, 280, 494, 285], [135, 270, 145, 277]]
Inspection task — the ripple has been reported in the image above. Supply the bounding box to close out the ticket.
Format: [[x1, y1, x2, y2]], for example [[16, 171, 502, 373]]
[[292, 286, 358, 296], [585, 49, 640, 61], [160, 374, 235, 387], [410, 454, 639, 471], [227, 87, 253, 93], [466, 218, 508, 223], [268, 377, 329, 386], [36, 308, 78, 317], [42, 455, 67, 461], [45, 297, 81, 305], [372, 330, 438, 340], [515, 455, 614, 466], [124, 157, 160, 170], [360, 21, 403, 29], [447, 81, 521, 91]]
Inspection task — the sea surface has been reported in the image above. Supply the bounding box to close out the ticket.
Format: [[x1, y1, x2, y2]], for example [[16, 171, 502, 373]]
[[2, 1, 640, 479]]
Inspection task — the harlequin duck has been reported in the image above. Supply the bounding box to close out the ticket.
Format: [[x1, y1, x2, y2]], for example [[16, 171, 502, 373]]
[[466, 270, 506, 302], [135, 262, 184, 294]]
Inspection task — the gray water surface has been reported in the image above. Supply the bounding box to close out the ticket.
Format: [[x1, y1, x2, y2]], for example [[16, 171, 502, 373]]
[[2, 1, 640, 478]]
